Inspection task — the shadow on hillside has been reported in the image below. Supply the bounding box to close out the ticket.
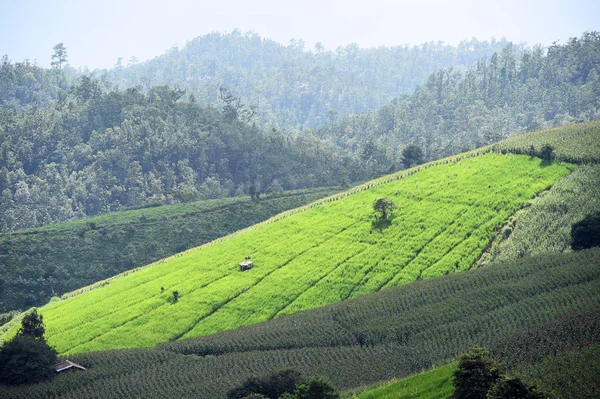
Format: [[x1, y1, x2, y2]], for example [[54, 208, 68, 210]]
[[371, 216, 394, 232]]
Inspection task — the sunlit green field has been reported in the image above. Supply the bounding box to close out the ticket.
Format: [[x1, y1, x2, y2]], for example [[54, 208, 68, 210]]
[[354, 363, 456, 399], [8, 153, 571, 355]]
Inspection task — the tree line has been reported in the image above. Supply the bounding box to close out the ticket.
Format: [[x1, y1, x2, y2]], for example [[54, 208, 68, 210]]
[[313, 31, 600, 164]]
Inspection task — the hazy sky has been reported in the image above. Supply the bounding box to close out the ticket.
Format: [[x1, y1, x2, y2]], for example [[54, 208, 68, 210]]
[[1, 0, 598, 70]]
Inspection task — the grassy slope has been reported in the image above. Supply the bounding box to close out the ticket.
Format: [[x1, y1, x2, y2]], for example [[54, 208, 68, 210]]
[[353, 363, 456, 399], [4, 153, 572, 354], [483, 164, 600, 263], [1, 249, 598, 398], [0, 187, 339, 313]]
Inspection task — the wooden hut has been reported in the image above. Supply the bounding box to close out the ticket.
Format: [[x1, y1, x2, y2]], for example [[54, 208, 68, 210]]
[[239, 256, 254, 271]]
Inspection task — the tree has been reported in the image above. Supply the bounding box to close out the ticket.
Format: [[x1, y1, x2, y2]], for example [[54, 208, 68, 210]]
[[51, 43, 68, 69], [452, 346, 504, 399], [571, 212, 600, 250], [539, 144, 554, 162], [18, 309, 45, 339], [291, 376, 340, 399], [172, 291, 179, 303], [487, 377, 548, 399], [0, 309, 57, 385], [373, 198, 397, 221], [227, 368, 305, 399], [402, 144, 425, 168], [0, 335, 58, 385], [248, 184, 260, 202]]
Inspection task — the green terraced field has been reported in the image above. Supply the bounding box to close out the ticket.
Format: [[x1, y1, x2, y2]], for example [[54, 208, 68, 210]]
[[2, 249, 598, 398], [492, 120, 600, 164], [354, 363, 456, 399], [2, 153, 573, 355], [0, 187, 339, 313]]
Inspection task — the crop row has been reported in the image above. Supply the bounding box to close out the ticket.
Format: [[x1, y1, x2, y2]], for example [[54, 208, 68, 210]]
[[2, 248, 598, 399], [492, 120, 600, 164], [11, 153, 571, 355], [0, 187, 342, 313], [511, 345, 600, 399], [486, 164, 600, 264]]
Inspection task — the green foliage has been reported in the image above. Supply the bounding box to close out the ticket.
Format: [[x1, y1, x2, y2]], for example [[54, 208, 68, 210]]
[[401, 145, 424, 168], [0, 82, 362, 233], [491, 121, 600, 164], [571, 212, 600, 250], [487, 377, 548, 399], [511, 345, 600, 399], [486, 164, 600, 264], [0, 188, 338, 312], [452, 346, 503, 399], [490, 307, 600, 367], [227, 368, 304, 399], [291, 376, 339, 399], [372, 198, 397, 220], [18, 310, 45, 339], [2, 154, 571, 355], [1, 249, 598, 397], [539, 144, 555, 162], [316, 33, 600, 163], [97, 32, 514, 129], [0, 335, 57, 385]]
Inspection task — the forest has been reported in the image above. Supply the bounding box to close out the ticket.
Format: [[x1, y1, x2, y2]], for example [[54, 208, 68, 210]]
[[1, 32, 599, 232]]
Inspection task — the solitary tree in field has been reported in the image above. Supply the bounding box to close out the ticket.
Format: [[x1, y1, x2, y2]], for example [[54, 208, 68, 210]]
[[539, 144, 555, 162], [373, 198, 397, 221], [18, 309, 46, 339]]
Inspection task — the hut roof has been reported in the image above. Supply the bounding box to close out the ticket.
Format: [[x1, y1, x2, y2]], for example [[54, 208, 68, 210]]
[[53, 360, 87, 372]]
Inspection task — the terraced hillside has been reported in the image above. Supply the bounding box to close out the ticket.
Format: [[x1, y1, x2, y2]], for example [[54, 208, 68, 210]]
[[0, 187, 339, 312], [1, 152, 572, 354], [2, 249, 598, 398]]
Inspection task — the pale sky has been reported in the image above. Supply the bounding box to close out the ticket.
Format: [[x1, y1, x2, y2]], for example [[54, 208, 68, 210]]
[[1, 0, 598, 70]]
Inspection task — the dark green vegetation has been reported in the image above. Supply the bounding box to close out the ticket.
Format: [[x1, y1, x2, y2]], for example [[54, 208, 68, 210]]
[[0, 188, 338, 312], [484, 163, 600, 264], [227, 368, 305, 399], [0, 310, 57, 385], [85, 33, 513, 128], [451, 347, 504, 399], [316, 32, 600, 162], [1, 248, 598, 397], [2, 33, 600, 234], [0, 82, 360, 232], [571, 212, 600, 250], [511, 345, 600, 399]]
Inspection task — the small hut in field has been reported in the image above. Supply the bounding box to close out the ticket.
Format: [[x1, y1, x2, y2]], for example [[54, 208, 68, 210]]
[[239, 256, 254, 271]]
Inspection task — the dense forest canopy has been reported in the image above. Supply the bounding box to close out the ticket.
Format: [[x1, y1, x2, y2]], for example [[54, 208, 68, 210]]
[[0, 84, 362, 232], [0, 31, 599, 232], [1, 31, 516, 128], [314, 32, 600, 162]]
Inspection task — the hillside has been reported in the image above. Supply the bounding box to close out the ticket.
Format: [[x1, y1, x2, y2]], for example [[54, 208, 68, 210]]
[[1, 121, 599, 398], [1, 149, 573, 355], [1, 248, 598, 398], [0, 187, 339, 312]]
